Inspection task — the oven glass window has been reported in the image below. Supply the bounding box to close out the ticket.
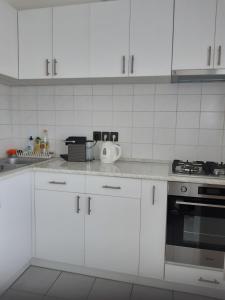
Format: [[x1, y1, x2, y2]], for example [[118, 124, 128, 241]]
[[183, 215, 225, 247], [167, 196, 225, 252]]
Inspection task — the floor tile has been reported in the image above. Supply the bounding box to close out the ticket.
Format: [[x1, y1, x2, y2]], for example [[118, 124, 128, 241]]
[[88, 278, 132, 300], [12, 267, 60, 295], [173, 291, 216, 300], [47, 272, 95, 300], [1, 290, 43, 300], [131, 285, 173, 300]]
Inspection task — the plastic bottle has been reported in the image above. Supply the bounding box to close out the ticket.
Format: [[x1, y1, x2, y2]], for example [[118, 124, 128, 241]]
[[27, 136, 34, 153], [34, 137, 41, 153], [42, 129, 49, 153]]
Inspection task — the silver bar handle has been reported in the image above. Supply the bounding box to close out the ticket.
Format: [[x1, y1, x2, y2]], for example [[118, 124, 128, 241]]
[[176, 201, 225, 209], [46, 59, 50, 76], [102, 185, 121, 190], [198, 277, 220, 285], [218, 45, 222, 66], [122, 56, 126, 74], [76, 195, 80, 214], [53, 58, 58, 76], [49, 181, 66, 185], [88, 197, 91, 215], [152, 185, 156, 205], [207, 46, 212, 66], [130, 55, 134, 74]]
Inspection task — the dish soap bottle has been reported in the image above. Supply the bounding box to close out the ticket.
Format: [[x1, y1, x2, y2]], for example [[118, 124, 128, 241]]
[[34, 137, 41, 153]]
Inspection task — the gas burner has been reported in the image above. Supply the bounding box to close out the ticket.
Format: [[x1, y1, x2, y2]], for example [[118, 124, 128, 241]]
[[172, 160, 209, 176], [206, 161, 225, 176]]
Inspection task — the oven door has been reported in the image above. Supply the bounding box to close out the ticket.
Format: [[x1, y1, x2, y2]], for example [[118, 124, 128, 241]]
[[166, 195, 225, 268]]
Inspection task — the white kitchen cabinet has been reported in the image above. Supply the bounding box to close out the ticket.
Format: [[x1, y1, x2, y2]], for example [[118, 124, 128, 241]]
[[19, 8, 52, 79], [0, 0, 18, 78], [53, 4, 89, 78], [130, 0, 173, 77], [35, 190, 85, 266], [139, 180, 167, 279], [0, 172, 32, 295], [214, 0, 225, 69], [173, 0, 217, 70], [85, 194, 140, 275], [89, 0, 130, 78]]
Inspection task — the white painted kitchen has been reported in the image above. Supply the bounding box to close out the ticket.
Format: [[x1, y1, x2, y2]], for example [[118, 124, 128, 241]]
[[0, 0, 225, 299]]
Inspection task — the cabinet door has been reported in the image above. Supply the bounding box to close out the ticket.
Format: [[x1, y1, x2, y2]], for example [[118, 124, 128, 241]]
[[53, 4, 89, 78], [0, 173, 32, 295], [85, 195, 140, 275], [140, 180, 167, 279], [35, 190, 84, 266], [0, 0, 18, 78], [173, 0, 217, 70], [130, 0, 173, 76], [89, 0, 130, 78], [19, 8, 52, 79], [214, 0, 225, 69]]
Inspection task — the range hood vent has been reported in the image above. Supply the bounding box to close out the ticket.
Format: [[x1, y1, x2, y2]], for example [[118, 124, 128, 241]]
[[171, 69, 225, 83]]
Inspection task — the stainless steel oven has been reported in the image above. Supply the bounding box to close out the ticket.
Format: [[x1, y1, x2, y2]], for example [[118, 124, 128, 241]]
[[166, 182, 225, 269]]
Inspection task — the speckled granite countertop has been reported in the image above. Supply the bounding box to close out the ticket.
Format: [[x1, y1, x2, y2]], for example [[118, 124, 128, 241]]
[[1, 158, 225, 185]]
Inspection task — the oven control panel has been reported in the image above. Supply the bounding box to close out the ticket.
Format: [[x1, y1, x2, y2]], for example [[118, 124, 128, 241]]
[[168, 181, 225, 199]]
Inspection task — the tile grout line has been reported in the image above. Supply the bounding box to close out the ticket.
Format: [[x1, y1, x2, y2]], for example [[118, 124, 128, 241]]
[[43, 270, 62, 297], [86, 277, 97, 300]]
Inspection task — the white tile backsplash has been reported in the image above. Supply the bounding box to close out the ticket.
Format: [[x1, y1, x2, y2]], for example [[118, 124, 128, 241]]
[[1, 81, 225, 162]]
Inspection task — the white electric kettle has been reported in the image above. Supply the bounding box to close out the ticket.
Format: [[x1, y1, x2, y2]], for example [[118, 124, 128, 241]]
[[100, 142, 122, 164]]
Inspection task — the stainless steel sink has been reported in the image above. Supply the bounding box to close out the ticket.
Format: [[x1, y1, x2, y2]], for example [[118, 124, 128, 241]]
[[0, 157, 47, 173]]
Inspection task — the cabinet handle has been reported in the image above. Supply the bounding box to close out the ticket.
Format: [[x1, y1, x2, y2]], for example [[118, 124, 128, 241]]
[[88, 197, 91, 215], [130, 55, 135, 74], [48, 181, 66, 185], [76, 195, 80, 214], [53, 58, 58, 76], [218, 45, 222, 66], [122, 56, 126, 74], [152, 185, 156, 205], [102, 185, 121, 190], [198, 277, 220, 285], [207, 46, 212, 66], [46, 59, 50, 76]]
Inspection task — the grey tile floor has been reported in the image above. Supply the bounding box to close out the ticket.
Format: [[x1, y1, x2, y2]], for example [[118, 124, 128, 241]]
[[0, 266, 218, 300]]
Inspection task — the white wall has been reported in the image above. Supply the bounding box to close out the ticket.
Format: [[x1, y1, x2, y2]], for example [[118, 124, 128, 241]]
[[8, 82, 225, 162], [0, 84, 12, 156]]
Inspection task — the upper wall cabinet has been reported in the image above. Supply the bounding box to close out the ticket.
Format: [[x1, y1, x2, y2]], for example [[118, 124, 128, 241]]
[[214, 0, 225, 69], [89, 0, 130, 78], [19, 8, 52, 79], [173, 0, 217, 70], [130, 0, 173, 77], [53, 4, 89, 78], [0, 0, 18, 78]]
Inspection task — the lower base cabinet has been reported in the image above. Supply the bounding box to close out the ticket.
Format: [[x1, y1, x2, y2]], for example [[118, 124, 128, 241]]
[[35, 190, 85, 266], [35, 189, 140, 275], [139, 180, 168, 280], [0, 172, 32, 295], [85, 195, 140, 275]]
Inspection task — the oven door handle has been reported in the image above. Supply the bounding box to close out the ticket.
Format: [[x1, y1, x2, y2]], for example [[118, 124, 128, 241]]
[[176, 201, 225, 209]]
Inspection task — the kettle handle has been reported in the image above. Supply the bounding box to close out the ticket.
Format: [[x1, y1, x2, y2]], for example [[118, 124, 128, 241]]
[[113, 144, 122, 162]]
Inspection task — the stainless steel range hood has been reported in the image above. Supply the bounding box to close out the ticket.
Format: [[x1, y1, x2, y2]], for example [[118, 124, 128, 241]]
[[171, 69, 225, 83]]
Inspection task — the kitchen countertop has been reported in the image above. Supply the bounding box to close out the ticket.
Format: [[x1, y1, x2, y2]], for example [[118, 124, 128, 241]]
[[2, 158, 225, 185]]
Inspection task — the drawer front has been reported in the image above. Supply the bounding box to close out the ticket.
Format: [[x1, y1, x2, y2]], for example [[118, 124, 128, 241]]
[[165, 263, 225, 290], [35, 172, 85, 193], [86, 175, 141, 198]]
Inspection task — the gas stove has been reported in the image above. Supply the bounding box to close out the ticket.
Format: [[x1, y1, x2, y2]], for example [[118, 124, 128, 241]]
[[172, 160, 225, 177]]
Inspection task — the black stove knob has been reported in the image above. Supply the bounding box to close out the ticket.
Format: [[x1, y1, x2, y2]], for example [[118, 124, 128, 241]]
[[181, 185, 187, 193]]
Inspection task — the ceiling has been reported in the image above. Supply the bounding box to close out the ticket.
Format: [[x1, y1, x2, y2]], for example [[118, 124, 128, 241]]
[[7, 0, 102, 10]]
